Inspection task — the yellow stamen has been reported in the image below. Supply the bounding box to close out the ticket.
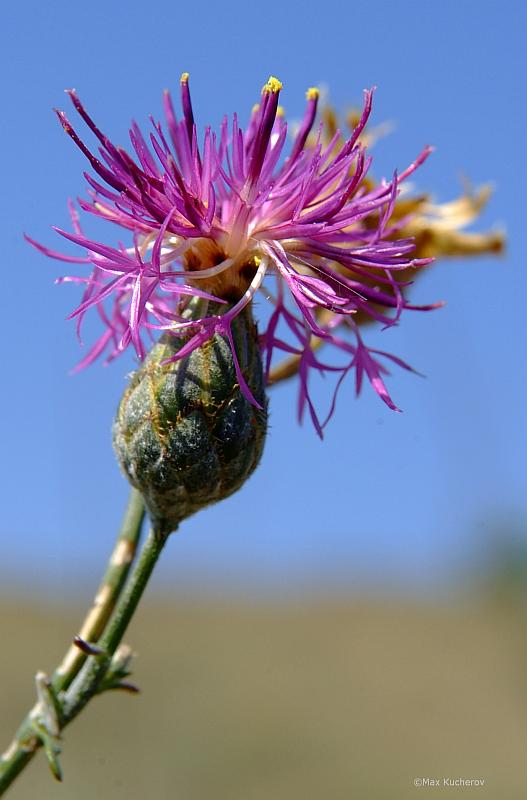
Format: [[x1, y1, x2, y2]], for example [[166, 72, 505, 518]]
[[252, 103, 260, 114], [263, 75, 283, 94], [276, 105, 285, 117], [180, 72, 189, 83], [306, 87, 319, 101]]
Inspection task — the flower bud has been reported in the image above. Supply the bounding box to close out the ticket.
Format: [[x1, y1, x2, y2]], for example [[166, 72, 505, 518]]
[[113, 307, 267, 535]]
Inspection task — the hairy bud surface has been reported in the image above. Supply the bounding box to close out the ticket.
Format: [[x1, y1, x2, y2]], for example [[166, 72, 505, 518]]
[[113, 308, 267, 535]]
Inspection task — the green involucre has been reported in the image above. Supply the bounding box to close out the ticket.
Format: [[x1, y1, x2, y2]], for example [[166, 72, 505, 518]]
[[113, 308, 268, 535]]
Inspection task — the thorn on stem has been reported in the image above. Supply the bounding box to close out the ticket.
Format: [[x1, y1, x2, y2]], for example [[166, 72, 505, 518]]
[[35, 672, 61, 737], [73, 636, 106, 656], [112, 681, 141, 694], [43, 740, 63, 783]]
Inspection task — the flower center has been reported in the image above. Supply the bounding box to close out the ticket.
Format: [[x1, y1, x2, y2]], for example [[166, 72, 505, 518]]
[[183, 240, 259, 304]]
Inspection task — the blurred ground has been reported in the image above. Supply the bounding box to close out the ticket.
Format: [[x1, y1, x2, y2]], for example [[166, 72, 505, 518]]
[[1, 593, 527, 799]]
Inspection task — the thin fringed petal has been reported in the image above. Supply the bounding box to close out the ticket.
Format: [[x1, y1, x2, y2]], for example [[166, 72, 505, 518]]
[[32, 75, 451, 431]]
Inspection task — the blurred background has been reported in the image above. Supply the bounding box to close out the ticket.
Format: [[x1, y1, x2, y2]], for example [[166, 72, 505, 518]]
[[1, 0, 526, 797]]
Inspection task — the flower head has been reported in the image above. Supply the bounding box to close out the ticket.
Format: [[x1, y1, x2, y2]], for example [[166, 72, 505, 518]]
[[267, 98, 504, 389], [30, 74, 441, 435]]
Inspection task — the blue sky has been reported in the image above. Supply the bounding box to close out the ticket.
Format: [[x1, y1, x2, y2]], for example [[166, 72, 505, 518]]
[[1, 0, 525, 593]]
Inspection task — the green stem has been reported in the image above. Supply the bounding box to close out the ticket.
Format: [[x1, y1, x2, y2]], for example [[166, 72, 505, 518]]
[[61, 528, 168, 720], [54, 488, 146, 693], [0, 489, 148, 796]]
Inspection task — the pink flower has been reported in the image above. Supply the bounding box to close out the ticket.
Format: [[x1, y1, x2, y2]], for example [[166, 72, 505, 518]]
[[29, 74, 439, 435]]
